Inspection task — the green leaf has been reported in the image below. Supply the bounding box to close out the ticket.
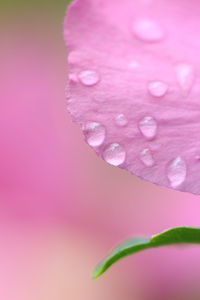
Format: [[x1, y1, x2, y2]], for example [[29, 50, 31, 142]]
[[93, 226, 200, 279]]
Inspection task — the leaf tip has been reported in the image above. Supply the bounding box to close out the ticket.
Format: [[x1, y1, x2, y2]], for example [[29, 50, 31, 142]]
[[92, 262, 105, 279]]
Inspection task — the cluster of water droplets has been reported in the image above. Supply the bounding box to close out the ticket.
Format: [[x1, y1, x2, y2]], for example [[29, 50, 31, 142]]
[[67, 16, 194, 189]]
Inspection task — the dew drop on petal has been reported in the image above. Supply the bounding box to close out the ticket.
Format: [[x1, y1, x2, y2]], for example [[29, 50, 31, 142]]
[[133, 19, 165, 42], [167, 156, 187, 188], [148, 81, 168, 97], [139, 116, 157, 140], [175, 63, 194, 92], [83, 122, 105, 147], [103, 143, 126, 166], [140, 148, 155, 167], [115, 114, 128, 127], [78, 70, 100, 86]]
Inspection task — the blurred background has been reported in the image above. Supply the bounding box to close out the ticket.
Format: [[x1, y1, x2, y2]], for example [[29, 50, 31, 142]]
[[1, 0, 200, 299]]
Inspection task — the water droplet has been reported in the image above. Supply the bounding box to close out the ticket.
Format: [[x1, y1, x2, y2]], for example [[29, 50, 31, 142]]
[[140, 148, 155, 167], [139, 116, 157, 140], [78, 70, 100, 86], [103, 143, 126, 166], [115, 114, 128, 127], [175, 63, 194, 92], [133, 19, 165, 42], [83, 122, 105, 147], [148, 81, 168, 97], [167, 156, 187, 188]]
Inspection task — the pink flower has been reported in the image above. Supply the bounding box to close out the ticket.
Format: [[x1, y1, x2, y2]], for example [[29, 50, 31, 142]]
[[64, 0, 200, 194]]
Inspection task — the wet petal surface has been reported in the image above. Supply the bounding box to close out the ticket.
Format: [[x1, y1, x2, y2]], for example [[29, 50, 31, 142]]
[[64, 0, 200, 194]]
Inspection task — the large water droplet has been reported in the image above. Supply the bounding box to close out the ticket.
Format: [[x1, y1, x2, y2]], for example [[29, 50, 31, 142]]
[[133, 19, 165, 42], [140, 148, 155, 167], [103, 143, 126, 166], [115, 114, 128, 127], [139, 116, 157, 140], [78, 70, 100, 86], [167, 156, 187, 188], [175, 63, 194, 92], [148, 81, 168, 97], [84, 122, 105, 147]]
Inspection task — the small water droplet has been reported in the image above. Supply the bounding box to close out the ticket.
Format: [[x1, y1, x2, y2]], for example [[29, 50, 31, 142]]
[[175, 63, 194, 92], [103, 143, 126, 166], [140, 148, 155, 167], [167, 156, 187, 188], [139, 116, 157, 140], [78, 70, 100, 86], [115, 114, 128, 127], [148, 81, 168, 97], [83, 122, 105, 147], [133, 19, 165, 42]]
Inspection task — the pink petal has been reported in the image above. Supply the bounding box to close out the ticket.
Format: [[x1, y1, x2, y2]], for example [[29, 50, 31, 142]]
[[64, 0, 200, 194]]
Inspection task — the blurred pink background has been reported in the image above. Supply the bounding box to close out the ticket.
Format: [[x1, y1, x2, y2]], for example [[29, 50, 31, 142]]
[[1, 1, 200, 299]]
